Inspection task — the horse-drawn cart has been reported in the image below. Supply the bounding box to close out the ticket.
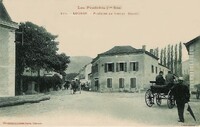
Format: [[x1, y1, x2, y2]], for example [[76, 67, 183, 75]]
[[145, 81, 175, 109]]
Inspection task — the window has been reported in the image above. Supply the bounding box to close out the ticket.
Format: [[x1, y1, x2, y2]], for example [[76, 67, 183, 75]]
[[116, 62, 127, 72], [151, 65, 154, 73], [107, 78, 112, 88], [130, 62, 139, 71], [156, 67, 158, 74], [130, 78, 136, 88], [92, 64, 98, 73], [119, 78, 124, 88], [105, 63, 114, 72], [95, 78, 99, 91]]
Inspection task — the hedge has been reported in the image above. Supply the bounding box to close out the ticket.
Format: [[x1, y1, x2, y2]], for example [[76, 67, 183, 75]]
[[15, 74, 63, 95]]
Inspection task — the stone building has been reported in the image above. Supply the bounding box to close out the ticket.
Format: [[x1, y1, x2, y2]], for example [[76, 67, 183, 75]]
[[182, 60, 189, 76], [91, 46, 169, 92], [78, 63, 92, 81], [77, 63, 92, 88], [0, 0, 19, 96], [184, 36, 200, 91]]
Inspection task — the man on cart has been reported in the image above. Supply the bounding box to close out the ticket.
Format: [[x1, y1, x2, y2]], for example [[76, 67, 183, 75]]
[[165, 71, 175, 89], [156, 71, 165, 86]]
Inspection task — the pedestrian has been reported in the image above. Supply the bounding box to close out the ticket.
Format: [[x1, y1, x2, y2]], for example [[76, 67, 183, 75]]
[[165, 71, 175, 89], [71, 80, 77, 94], [155, 71, 165, 85], [75, 79, 81, 94], [171, 77, 190, 123]]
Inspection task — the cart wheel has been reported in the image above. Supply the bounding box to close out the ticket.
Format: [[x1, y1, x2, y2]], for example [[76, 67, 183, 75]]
[[156, 93, 162, 106], [145, 89, 154, 107], [167, 90, 175, 109], [196, 89, 199, 99]]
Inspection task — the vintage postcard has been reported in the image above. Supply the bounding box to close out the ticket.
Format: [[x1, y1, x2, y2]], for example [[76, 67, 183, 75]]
[[0, 0, 200, 126]]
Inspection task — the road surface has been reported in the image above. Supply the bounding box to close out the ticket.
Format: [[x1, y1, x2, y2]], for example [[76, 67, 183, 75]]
[[0, 90, 199, 126]]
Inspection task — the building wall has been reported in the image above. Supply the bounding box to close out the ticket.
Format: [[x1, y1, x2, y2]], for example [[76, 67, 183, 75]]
[[85, 64, 92, 81], [188, 40, 200, 90], [182, 60, 189, 75], [0, 26, 16, 97], [91, 53, 168, 92], [143, 55, 158, 89]]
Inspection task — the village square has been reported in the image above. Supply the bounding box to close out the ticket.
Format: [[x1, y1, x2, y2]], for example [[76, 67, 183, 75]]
[[0, 0, 200, 126]]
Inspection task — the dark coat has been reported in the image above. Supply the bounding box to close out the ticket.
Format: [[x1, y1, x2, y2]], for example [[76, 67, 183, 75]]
[[156, 75, 165, 85], [165, 73, 175, 84], [172, 83, 190, 103]]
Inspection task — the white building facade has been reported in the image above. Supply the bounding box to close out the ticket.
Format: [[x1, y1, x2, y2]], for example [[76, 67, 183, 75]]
[[91, 46, 169, 92], [184, 36, 200, 91], [0, 0, 19, 96]]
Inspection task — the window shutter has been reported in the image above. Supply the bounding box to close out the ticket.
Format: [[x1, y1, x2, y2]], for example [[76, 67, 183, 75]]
[[104, 63, 107, 73], [107, 78, 112, 88], [116, 63, 119, 72], [124, 62, 127, 72], [122, 78, 124, 88], [119, 78, 124, 88], [130, 62, 133, 71], [110, 79, 112, 88], [136, 62, 139, 71], [131, 78, 136, 88], [92, 66, 94, 73], [119, 78, 121, 88], [112, 63, 115, 72]]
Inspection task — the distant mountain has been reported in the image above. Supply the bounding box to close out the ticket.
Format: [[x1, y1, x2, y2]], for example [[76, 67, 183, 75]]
[[65, 56, 93, 74]]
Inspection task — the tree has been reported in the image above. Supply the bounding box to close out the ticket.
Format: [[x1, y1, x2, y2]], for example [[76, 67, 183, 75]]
[[167, 45, 171, 69], [16, 22, 58, 74], [163, 47, 167, 66], [174, 44, 178, 75], [48, 53, 70, 74], [155, 47, 159, 58], [178, 42, 182, 76], [160, 49, 163, 65], [15, 22, 70, 94], [170, 45, 174, 73]]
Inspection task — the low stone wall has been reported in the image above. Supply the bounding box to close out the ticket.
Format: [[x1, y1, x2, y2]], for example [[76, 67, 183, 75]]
[[0, 94, 50, 108]]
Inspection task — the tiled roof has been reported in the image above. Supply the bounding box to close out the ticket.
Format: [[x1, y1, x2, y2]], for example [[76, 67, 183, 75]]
[[184, 36, 200, 52], [0, 1, 12, 21], [0, 1, 18, 29], [99, 46, 137, 55], [92, 45, 159, 63]]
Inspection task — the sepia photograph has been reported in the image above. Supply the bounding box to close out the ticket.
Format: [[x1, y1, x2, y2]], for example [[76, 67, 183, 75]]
[[0, 0, 200, 126]]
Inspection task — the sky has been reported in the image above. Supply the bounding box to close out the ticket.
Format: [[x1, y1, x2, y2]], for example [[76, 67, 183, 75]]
[[3, 0, 200, 60]]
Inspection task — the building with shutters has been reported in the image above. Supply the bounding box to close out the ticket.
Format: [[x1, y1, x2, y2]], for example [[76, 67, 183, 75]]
[[184, 36, 200, 91], [0, 0, 19, 96], [91, 45, 169, 92]]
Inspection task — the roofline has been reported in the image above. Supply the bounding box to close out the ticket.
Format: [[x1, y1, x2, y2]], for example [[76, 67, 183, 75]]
[[0, 1, 18, 29], [0, 0, 12, 21], [184, 36, 200, 53], [0, 19, 19, 30], [92, 50, 159, 64], [158, 63, 169, 69]]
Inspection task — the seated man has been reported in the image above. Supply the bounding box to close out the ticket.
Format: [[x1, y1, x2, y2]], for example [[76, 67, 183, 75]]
[[156, 71, 165, 85], [165, 71, 175, 89]]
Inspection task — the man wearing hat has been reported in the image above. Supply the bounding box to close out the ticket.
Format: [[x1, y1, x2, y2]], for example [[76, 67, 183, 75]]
[[171, 77, 190, 122]]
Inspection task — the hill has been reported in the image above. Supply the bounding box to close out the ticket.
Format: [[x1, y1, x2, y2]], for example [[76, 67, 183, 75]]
[[65, 56, 92, 74]]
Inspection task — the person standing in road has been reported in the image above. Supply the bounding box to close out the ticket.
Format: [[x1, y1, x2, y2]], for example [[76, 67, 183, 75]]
[[75, 79, 81, 93], [171, 77, 190, 123], [156, 71, 165, 85], [71, 80, 77, 94]]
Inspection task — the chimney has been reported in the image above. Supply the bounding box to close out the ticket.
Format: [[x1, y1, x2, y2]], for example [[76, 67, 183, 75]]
[[142, 45, 146, 51], [150, 49, 153, 54]]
